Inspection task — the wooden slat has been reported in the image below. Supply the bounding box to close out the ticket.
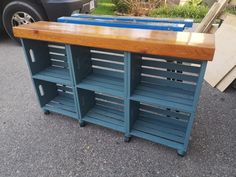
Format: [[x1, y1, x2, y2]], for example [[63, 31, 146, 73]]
[[92, 60, 123, 70], [49, 47, 66, 55], [141, 75, 196, 92], [134, 120, 185, 143], [142, 59, 201, 74], [140, 104, 190, 120], [130, 130, 183, 149], [195, 0, 230, 33], [57, 85, 73, 93], [91, 52, 124, 62], [50, 54, 67, 61], [51, 60, 68, 68], [142, 68, 199, 82], [13, 21, 215, 61], [95, 93, 123, 104]]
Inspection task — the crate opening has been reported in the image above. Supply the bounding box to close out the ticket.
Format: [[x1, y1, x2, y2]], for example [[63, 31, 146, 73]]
[[78, 88, 125, 132], [34, 79, 77, 118], [130, 54, 203, 111], [72, 47, 125, 97], [23, 39, 71, 85], [130, 101, 190, 148]]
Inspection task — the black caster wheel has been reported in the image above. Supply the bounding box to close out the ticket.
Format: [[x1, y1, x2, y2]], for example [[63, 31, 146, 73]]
[[79, 121, 86, 127], [177, 150, 186, 157], [124, 136, 131, 142], [44, 110, 50, 115]]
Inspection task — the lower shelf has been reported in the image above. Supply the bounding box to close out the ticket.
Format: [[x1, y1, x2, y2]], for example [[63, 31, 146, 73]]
[[79, 90, 125, 132], [130, 102, 190, 150], [43, 92, 77, 119], [131, 82, 194, 112], [83, 105, 125, 132]]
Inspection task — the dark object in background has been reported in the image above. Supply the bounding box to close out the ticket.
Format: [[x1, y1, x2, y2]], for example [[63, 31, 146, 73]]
[[0, 0, 96, 41]]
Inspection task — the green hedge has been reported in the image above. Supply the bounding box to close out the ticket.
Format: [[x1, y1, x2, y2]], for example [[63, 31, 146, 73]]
[[149, 4, 209, 22]]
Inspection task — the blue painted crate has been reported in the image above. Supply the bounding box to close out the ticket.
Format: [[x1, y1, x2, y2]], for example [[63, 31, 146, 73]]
[[129, 101, 190, 150], [67, 45, 126, 98], [21, 39, 79, 119], [128, 54, 203, 112], [32, 79, 78, 119], [21, 39, 72, 85], [78, 89, 125, 132]]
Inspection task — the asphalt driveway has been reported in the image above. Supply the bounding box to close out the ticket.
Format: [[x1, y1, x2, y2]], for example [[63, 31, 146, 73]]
[[0, 33, 235, 177]]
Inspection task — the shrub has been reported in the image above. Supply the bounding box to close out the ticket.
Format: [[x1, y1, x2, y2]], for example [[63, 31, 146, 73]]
[[188, 0, 203, 6], [226, 6, 236, 15], [113, 0, 162, 15], [149, 4, 209, 21], [112, 0, 129, 13]]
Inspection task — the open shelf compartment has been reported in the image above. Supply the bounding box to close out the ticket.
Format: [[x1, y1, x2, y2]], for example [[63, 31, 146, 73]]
[[69, 46, 125, 97], [78, 88, 125, 132], [129, 53, 203, 112], [22, 39, 72, 85], [129, 100, 190, 150], [33, 79, 78, 119]]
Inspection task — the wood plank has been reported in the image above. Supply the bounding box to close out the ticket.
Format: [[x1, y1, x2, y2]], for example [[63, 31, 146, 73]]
[[195, 0, 230, 33], [142, 59, 201, 74], [13, 21, 215, 61], [204, 14, 236, 88], [130, 130, 183, 149], [216, 66, 236, 91]]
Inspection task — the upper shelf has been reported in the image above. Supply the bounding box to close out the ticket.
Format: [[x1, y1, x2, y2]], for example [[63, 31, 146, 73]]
[[13, 21, 215, 61]]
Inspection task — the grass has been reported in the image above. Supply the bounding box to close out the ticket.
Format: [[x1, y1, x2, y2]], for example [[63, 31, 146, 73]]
[[92, 0, 115, 15]]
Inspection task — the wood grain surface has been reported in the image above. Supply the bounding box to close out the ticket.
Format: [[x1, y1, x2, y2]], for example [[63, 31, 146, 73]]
[[13, 21, 215, 61]]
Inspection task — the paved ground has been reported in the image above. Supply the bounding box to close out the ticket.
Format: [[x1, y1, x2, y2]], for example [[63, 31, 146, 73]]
[[0, 33, 235, 177]]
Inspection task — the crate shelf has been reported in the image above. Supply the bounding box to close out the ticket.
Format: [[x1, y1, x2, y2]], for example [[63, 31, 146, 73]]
[[130, 101, 190, 150], [129, 54, 202, 112], [130, 83, 195, 112], [23, 40, 72, 85], [78, 89, 125, 132], [33, 79, 78, 119], [43, 92, 77, 118], [70, 46, 125, 97], [77, 73, 124, 97], [33, 66, 71, 85]]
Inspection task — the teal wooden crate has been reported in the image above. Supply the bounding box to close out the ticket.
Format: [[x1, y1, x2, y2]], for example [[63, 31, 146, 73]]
[[22, 39, 73, 85], [78, 89, 125, 132], [32, 79, 78, 119], [68, 45, 126, 98]]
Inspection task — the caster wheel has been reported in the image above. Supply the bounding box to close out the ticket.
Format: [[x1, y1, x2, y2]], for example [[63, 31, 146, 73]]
[[177, 150, 186, 157], [79, 121, 86, 127], [44, 110, 50, 115], [124, 136, 131, 142]]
